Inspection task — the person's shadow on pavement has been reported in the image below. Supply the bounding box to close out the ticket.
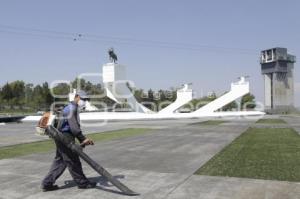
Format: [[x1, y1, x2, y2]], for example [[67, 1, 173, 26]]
[[60, 175, 127, 195]]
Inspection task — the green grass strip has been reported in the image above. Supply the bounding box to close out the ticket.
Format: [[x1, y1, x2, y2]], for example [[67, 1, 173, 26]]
[[256, 119, 286, 124], [195, 127, 300, 182], [0, 128, 150, 160], [192, 120, 227, 126]]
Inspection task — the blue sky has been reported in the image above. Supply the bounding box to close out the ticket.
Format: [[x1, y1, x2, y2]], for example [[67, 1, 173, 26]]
[[0, 0, 299, 105]]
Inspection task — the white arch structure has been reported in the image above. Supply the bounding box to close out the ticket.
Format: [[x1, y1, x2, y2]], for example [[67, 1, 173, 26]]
[[193, 77, 249, 114], [102, 63, 255, 116], [22, 62, 264, 122], [158, 84, 193, 114]]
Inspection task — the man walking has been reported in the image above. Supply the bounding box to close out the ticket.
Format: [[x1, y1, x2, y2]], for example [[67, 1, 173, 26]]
[[41, 91, 96, 191]]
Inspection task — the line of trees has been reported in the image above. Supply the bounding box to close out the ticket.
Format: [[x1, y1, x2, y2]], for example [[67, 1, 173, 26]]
[[0, 78, 120, 113], [0, 81, 53, 112], [0, 79, 256, 113]]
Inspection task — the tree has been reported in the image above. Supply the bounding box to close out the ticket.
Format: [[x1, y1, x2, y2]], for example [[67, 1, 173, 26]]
[[10, 81, 25, 109], [157, 90, 166, 102], [147, 89, 154, 102], [241, 93, 256, 110], [51, 83, 70, 98], [222, 101, 238, 111], [2, 82, 13, 108], [42, 82, 54, 109], [72, 78, 86, 91], [25, 83, 34, 108], [32, 85, 44, 110], [0, 86, 3, 110], [134, 89, 144, 103]]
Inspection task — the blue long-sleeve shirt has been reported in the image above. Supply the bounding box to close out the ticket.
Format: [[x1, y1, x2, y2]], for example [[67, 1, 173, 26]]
[[59, 101, 86, 143]]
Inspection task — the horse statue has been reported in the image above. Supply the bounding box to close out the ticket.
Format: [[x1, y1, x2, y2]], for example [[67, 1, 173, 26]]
[[108, 48, 118, 63]]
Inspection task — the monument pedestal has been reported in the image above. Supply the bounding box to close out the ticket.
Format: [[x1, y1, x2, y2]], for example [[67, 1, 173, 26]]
[[102, 63, 152, 113]]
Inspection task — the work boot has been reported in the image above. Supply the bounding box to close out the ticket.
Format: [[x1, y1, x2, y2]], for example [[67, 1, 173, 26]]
[[42, 184, 59, 192], [78, 182, 97, 189]]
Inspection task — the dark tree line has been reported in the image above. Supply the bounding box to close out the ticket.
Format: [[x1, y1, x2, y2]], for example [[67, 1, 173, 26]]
[[133, 88, 177, 110], [0, 78, 116, 112], [0, 81, 53, 112]]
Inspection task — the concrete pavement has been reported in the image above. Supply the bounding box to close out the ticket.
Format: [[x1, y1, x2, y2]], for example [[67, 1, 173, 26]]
[[0, 117, 299, 199], [0, 118, 206, 147]]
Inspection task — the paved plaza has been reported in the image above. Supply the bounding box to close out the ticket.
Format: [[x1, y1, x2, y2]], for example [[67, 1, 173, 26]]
[[0, 117, 299, 199]]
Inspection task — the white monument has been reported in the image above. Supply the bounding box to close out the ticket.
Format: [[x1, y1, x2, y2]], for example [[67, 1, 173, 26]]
[[194, 77, 249, 113], [103, 62, 153, 113], [158, 83, 193, 114], [22, 50, 265, 122]]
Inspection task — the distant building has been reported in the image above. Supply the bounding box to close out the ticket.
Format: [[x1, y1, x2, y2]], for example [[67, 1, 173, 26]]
[[260, 47, 296, 114]]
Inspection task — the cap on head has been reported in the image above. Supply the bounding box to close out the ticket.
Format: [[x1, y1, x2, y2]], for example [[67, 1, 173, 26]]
[[75, 90, 88, 100]]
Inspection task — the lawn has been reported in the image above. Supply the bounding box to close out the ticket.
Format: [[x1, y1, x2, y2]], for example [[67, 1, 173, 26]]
[[192, 120, 227, 125], [195, 127, 300, 182], [256, 118, 286, 124], [0, 128, 150, 160]]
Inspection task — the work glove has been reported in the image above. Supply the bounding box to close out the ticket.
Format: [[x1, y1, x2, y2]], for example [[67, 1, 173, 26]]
[[81, 138, 94, 147]]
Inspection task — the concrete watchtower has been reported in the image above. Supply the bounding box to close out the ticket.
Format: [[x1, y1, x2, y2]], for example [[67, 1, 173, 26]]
[[260, 47, 296, 114]]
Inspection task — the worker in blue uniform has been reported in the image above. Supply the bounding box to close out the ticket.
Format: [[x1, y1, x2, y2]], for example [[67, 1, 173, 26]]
[[41, 91, 95, 192]]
